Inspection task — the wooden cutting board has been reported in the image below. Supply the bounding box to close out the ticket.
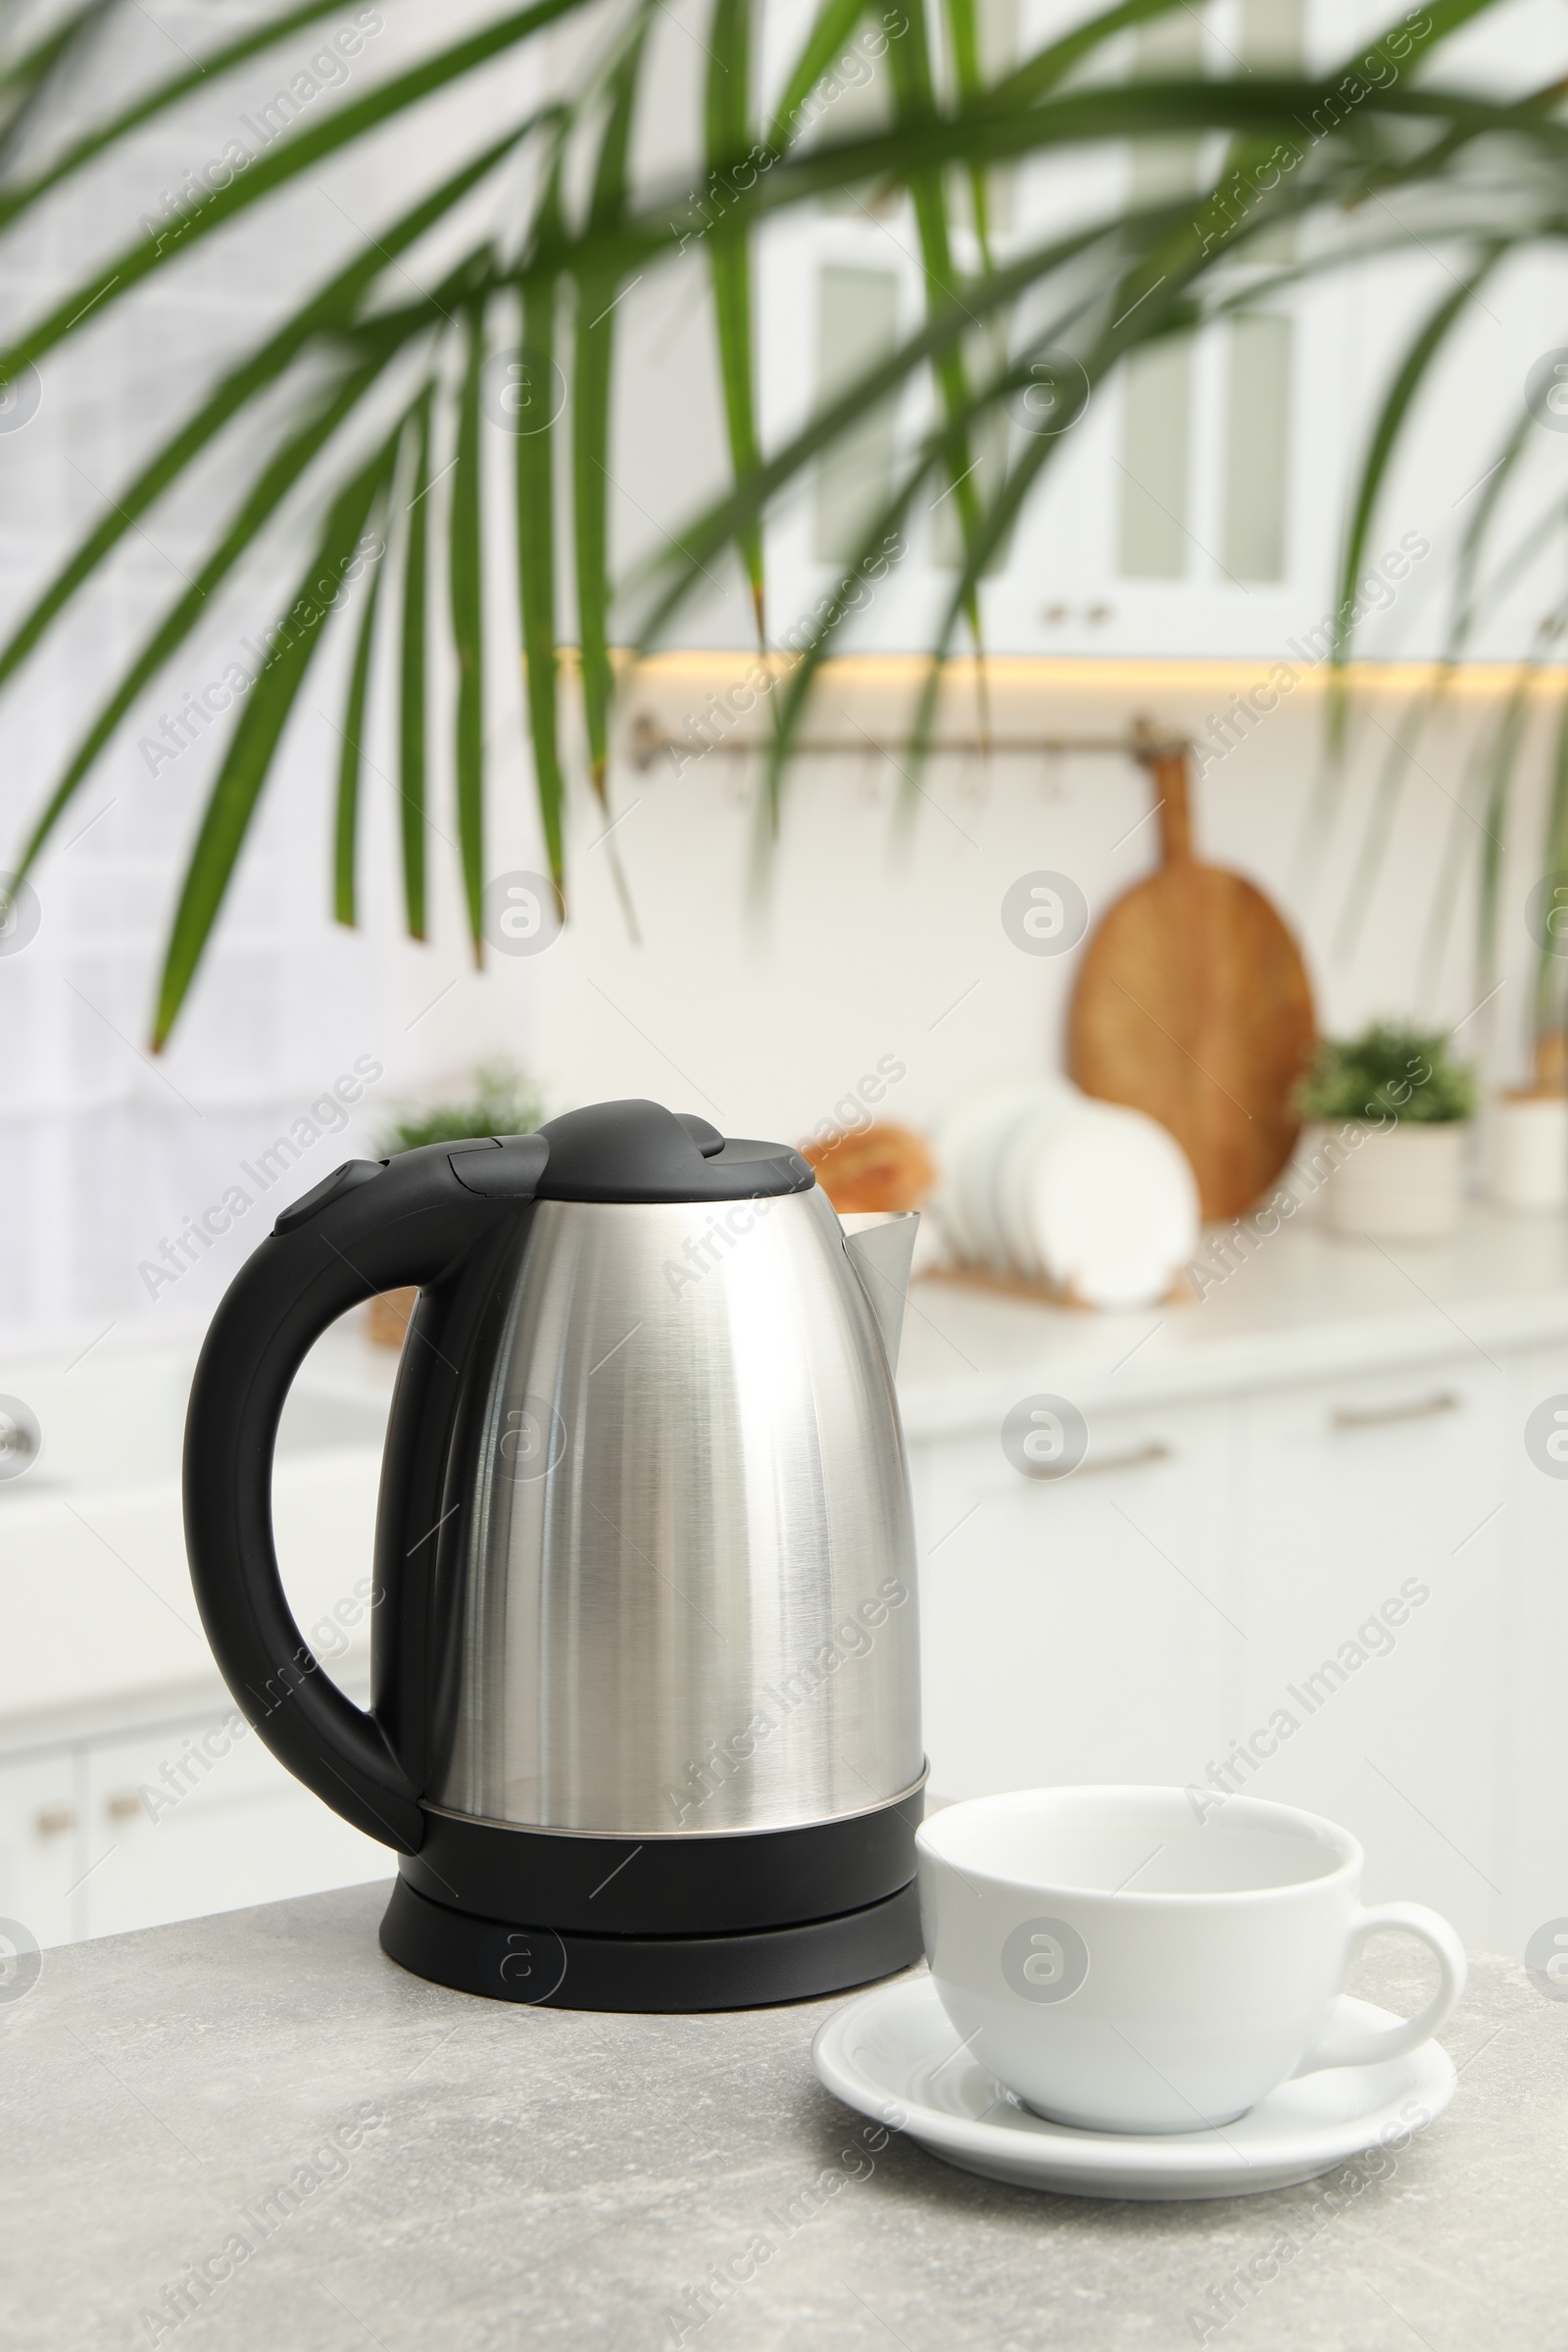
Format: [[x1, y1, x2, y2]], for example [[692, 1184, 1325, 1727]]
[[1068, 738, 1316, 1222]]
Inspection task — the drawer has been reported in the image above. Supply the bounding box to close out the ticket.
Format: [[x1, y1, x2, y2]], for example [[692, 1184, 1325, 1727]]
[[0, 1748, 90, 1950]]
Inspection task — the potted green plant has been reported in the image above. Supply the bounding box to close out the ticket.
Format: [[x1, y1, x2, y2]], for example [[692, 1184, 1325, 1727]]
[[1295, 1023, 1477, 1243], [368, 1060, 544, 1345]]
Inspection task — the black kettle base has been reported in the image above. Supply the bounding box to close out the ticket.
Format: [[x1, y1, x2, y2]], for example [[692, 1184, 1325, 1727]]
[[378, 1876, 922, 2014]]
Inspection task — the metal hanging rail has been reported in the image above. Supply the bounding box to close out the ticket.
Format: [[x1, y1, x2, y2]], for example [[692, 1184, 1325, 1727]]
[[625, 712, 1189, 770]]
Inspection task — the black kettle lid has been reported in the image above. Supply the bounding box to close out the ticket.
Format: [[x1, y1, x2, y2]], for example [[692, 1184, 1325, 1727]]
[[531, 1100, 815, 1204]]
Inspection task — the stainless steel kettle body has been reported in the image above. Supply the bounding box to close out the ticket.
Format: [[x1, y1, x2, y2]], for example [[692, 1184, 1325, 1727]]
[[432, 1186, 923, 1839], [184, 1100, 927, 2012]]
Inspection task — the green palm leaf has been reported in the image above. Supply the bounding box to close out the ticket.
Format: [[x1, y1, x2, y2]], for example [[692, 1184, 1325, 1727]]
[[763, 0, 872, 153], [941, 0, 993, 259], [628, 198, 1153, 651], [15, 351, 399, 878], [0, 0, 395, 227], [154, 425, 403, 1045], [573, 21, 649, 803], [0, 0, 579, 380], [1449, 410, 1536, 647], [882, 0, 984, 662], [1535, 691, 1568, 1046], [1330, 252, 1503, 681], [0, 0, 1557, 1047], [517, 176, 567, 906], [398, 396, 434, 942], [333, 500, 388, 930], [706, 0, 765, 643], [0, 141, 520, 701], [571, 22, 649, 940], [1474, 659, 1537, 997], [0, 0, 116, 169], [451, 311, 487, 961]]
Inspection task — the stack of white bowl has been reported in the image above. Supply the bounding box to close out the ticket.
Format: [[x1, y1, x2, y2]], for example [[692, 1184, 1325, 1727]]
[[932, 1080, 1201, 1310]]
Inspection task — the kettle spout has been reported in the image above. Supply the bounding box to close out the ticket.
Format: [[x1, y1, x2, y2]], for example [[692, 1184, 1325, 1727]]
[[841, 1211, 919, 1374]]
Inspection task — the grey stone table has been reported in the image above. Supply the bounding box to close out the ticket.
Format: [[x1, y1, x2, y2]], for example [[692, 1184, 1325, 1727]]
[[4, 1882, 1565, 2352]]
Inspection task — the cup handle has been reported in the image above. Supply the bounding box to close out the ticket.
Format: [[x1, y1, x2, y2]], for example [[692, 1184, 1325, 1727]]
[[1293, 1901, 1467, 2076]]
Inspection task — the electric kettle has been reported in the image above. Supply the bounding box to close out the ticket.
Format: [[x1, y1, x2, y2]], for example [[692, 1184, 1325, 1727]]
[[184, 1099, 926, 2012]]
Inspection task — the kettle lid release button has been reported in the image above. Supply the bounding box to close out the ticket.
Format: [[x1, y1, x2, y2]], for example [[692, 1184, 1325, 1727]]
[[449, 1133, 550, 1200], [272, 1159, 384, 1236]]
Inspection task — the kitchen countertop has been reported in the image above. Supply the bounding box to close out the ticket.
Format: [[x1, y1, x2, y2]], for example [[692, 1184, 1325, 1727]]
[[898, 1199, 1568, 1434], [7, 1882, 1564, 2350]]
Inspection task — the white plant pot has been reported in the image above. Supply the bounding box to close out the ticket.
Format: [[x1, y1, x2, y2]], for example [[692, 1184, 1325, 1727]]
[[1322, 1121, 1470, 1242], [1485, 1093, 1568, 1212]]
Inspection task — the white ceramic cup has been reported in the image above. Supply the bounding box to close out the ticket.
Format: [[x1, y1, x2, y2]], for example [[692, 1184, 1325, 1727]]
[[916, 1787, 1466, 2135]]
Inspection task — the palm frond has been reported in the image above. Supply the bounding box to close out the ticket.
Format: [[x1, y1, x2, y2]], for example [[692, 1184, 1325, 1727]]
[[707, 0, 765, 644], [397, 395, 433, 943], [763, 0, 870, 151], [155, 418, 406, 1044], [333, 501, 388, 930], [450, 310, 487, 964], [883, 0, 984, 675], [573, 19, 648, 808], [1330, 253, 1503, 694], [517, 173, 567, 906], [0, 0, 388, 225], [940, 0, 993, 260], [0, 0, 116, 171], [0, 0, 576, 377], [0, 139, 520, 701], [0, 0, 1558, 1045], [1535, 692, 1568, 1045], [15, 352, 398, 876]]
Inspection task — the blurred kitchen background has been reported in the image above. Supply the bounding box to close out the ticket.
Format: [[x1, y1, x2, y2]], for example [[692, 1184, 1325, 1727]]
[[1, 0, 1566, 1977]]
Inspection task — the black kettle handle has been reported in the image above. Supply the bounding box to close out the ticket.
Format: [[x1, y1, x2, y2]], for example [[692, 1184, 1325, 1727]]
[[182, 1135, 548, 1852]]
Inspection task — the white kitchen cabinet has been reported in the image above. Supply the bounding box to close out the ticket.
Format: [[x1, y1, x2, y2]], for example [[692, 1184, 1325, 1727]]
[[902, 1208, 1568, 1962], [1501, 1340, 1568, 1961], [0, 1683, 388, 1951], [80, 1706, 387, 1941], [1234, 1357, 1509, 1949], [0, 1329, 396, 1949], [0, 1747, 88, 1949], [914, 1393, 1244, 1799]]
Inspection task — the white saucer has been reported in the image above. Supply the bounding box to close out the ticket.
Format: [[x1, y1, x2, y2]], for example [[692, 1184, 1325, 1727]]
[[811, 1977, 1456, 2201]]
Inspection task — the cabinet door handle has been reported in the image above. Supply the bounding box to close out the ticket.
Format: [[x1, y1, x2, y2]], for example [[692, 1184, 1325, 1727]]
[[1330, 1391, 1462, 1432], [106, 1789, 146, 1823], [34, 1804, 75, 1836], [1077, 1441, 1172, 1478]]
